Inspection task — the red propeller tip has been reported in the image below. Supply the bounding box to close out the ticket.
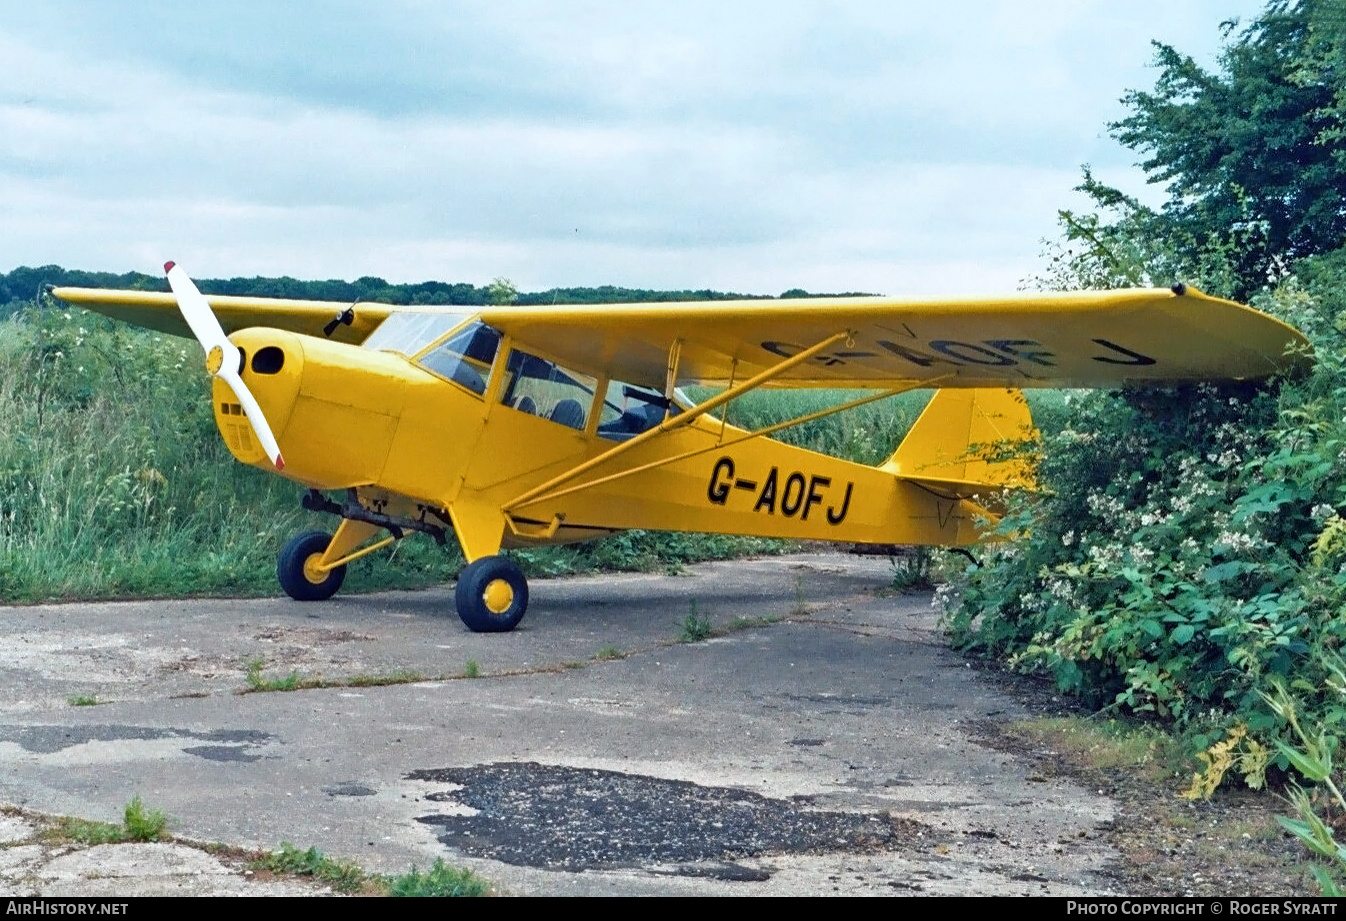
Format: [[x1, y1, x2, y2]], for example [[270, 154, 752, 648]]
[[163, 261, 176, 273], [275, 455, 285, 471]]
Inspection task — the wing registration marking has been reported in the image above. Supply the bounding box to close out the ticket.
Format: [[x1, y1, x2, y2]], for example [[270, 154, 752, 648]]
[[759, 337, 1158, 371]]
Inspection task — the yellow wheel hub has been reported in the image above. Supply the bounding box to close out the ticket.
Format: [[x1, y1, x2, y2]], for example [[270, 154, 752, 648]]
[[302, 553, 328, 585], [205, 345, 225, 375], [482, 578, 514, 614]]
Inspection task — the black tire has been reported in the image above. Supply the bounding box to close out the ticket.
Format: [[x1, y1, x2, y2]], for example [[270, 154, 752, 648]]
[[455, 555, 528, 632], [277, 530, 346, 601]]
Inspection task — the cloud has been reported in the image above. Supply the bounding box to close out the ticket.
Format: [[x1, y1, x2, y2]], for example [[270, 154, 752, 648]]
[[0, 0, 1268, 293]]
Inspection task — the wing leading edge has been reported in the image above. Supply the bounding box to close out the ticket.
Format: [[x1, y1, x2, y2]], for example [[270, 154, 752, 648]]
[[50, 287, 394, 345]]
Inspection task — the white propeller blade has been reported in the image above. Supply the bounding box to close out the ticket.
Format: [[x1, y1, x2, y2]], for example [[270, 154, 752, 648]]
[[165, 261, 285, 470]]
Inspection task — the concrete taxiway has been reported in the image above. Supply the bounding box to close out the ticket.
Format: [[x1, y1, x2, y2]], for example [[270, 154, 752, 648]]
[[0, 553, 1117, 895]]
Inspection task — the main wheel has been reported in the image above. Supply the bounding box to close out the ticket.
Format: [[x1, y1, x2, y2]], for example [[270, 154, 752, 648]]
[[455, 555, 528, 632], [277, 530, 347, 601]]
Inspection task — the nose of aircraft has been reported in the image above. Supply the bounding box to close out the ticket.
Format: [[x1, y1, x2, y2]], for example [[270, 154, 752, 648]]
[[212, 328, 417, 489], [212, 328, 303, 467]]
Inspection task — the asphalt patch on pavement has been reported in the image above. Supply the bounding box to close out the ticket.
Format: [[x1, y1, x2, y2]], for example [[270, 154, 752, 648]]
[[410, 762, 929, 877]]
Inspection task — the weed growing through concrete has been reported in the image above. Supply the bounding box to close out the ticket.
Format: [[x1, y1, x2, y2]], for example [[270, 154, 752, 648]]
[[725, 613, 783, 632], [347, 669, 424, 687], [594, 646, 625, 661], [463, 659, 481, 679], [678, 601, 712, 643], [888, 547, 934, 591], [244, 656, 301, 692], [123, 795, 168, 841], [390, 858, 491, 897], [66, 694, 99, 707], [242, 662, 434, 694], [792, 575, 810, 615], [43, 816, 125, 846], [254, 843, 489, 896], [255, 842, 371, 894], [41, 796, 168, 845]]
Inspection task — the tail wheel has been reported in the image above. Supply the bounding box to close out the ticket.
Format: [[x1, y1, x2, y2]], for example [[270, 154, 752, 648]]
[[455, 555, 528, 632], [278, 530, 347, 601]]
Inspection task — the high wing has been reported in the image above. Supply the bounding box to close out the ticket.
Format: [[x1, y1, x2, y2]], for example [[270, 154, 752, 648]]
[[479, 286, 1311, 390], [48, 287, 395, 345], [52, 282, 1311, 390]]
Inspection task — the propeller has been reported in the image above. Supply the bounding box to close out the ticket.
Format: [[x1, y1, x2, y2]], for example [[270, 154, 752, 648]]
[[164, 261, 285, 470]]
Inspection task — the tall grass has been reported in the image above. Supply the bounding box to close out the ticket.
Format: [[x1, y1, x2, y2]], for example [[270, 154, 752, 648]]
[[0, 306, 475, 600], [701, 387, 928, 464]]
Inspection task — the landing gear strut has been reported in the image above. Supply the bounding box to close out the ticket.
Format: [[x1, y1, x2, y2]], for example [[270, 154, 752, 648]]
[[455, 555, 529, 632]]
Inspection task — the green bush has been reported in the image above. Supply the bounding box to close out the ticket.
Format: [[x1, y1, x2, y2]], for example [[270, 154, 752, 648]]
[[943, 265, 1346, 786]]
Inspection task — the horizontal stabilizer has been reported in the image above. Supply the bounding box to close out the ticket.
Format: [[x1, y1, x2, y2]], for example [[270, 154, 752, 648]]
[[882, 388, 1035, 498]]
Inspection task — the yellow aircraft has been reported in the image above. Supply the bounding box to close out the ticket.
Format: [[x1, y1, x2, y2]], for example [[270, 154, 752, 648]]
[[51, 266, 1310, 632]]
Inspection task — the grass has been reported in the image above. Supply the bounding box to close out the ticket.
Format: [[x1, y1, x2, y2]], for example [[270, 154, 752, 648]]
[[67, 694, 100, 706], [463, 659, 480, 679], [255, 843, 490, 896], [725, 613, 784, 631], [253, 842, 377, 894], [791, 574, 810, 615], [390, 858, 492, 897], [242, 658, 432, 694], [1002, 716, 1191, 786], [9, 797, 489, 897], [123, 794, 168, 841], [677, 601, 713, 643], [594, 645, 625, 661], [40, 795, 168, 845], [347, 669, 425, 687], [888, 547, 935, 591], [244, 657, 301, 692]]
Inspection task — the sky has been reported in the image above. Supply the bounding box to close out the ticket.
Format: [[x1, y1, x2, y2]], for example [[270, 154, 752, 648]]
[[0, 1, 1267, 297]]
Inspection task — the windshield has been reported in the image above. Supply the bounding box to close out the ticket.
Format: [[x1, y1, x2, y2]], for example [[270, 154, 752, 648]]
[[362, 311, 476, 356]]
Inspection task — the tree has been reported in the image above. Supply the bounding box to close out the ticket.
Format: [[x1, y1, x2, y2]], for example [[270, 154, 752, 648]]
[[1048, 0, 1346, 300], [487, 277, 518, 306]]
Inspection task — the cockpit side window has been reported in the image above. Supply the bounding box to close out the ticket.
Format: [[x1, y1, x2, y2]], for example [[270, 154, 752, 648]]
[[499, 349, 597, 430], [417, 321, 501, 395], [597, 381, 677, 441]]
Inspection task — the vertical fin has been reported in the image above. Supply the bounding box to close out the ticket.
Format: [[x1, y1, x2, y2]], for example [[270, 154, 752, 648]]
[[882, 388, 1036, 494]]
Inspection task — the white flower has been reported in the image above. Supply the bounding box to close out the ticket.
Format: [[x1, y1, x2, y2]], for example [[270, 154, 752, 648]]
[[1216, 530, 1264, 553], [1312, 504, 1336, 522]]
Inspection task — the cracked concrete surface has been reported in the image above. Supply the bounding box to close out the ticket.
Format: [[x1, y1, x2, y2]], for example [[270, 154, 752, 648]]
[[0, 553, 1120, 896]]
